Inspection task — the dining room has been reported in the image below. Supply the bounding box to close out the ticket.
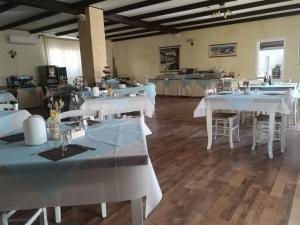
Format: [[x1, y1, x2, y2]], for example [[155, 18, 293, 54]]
[[1, 0, 300, 225]]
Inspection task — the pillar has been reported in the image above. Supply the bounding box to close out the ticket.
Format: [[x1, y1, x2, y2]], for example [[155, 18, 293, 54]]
[[78, 7, 107, 85]]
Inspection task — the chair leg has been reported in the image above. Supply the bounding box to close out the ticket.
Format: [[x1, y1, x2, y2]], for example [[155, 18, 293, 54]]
[[229, 118, 234, 149], [54, 207, 61, 223], [40, 208, 48, 225], [241, 111, 246, 124], [1, 213, 8, 225], [214, 120, 218, 140], [101, 203, 107, 218], [236, 125, 240, 142], [281, 115, 287, 153], [251, 118, 257, 151]]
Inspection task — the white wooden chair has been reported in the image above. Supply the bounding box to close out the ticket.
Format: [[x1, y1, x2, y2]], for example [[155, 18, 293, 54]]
[[288, 100, 297, 125], [0, 103, 18, 111], [70, 94, 81, 110], [98, 109, 145, 121], [251, 91, 290, 155], [55, 109, 107, 223], [59, 109, 99, 121], [212, 112, 240, 149], [1, 208, 48, 225], [251, 114, 286, 156]]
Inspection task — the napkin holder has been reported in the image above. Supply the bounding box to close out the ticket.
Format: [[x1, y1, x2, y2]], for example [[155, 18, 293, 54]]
[[23, 115, 47, 145], [71, 128, 85, 139]]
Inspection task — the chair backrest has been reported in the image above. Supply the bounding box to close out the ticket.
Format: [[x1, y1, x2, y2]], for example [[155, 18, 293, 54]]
[[70, 93, 81, 110], [98, 109, 145, 121], [0, 103, 18, 111], [59, 109, 99, 120]]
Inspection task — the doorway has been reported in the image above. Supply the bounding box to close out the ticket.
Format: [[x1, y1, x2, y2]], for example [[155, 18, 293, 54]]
[[256, 40, 284, 79]]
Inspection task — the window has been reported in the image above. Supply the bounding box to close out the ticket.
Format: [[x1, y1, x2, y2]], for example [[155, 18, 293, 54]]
[[44, 37, 82, 84], [256, 40, 284, 79]]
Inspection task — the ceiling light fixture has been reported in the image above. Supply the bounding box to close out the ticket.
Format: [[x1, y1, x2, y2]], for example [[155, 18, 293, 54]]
[[212, 4, 232, 19]]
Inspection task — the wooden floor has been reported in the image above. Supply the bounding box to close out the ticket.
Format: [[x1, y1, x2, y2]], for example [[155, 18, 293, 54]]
[[17, 96, 300, 225]]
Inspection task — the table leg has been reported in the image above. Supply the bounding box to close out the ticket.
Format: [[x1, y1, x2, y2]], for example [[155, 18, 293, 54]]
[[100, 203, 107, 218], [206, 108, 212, 150], [54, 207, 61, 223], [281, 114, 287, 153], [268, 112, 275, 159], [131, 198, 143, 225]]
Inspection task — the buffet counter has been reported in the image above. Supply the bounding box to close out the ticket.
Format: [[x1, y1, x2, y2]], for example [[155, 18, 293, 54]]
[[150, 79, 216, 97]]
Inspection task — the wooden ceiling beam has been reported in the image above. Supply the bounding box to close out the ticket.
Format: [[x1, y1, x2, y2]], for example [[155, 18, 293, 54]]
[[110, 32, 164, 42], [0, 0, 78, 14], [23, 0, 171, 34], [0, 0, 105, 31], [105, 0, 292, 34], [110, 6, 300, 42], [128, 0, 234, 20], [0, 2, 19, 14], [105, 14, 178, 34], [106, 29, 147, 39], [104, 0, 171, 15], [55, 28, 78, 36], [30, 18, 77, 34], [157, 0, 293, 24], [0, 11, 58, 30], [179, 9, 300, 32], [174, 3, 300, 28]]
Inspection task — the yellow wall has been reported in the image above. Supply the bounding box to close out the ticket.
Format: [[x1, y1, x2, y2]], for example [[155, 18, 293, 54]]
[[112, 15, 300, 82], [0, 29, 113, 86], [0, 30, 46, 85]]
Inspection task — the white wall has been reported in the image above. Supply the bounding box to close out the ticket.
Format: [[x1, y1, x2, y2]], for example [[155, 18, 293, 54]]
[[0, 30, 47, 85], [0, 30, 114, 86], [112, 15, 300, 83]]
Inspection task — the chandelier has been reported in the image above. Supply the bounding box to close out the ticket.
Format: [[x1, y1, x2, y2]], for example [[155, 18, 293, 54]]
[[212, 5, 232, 19]]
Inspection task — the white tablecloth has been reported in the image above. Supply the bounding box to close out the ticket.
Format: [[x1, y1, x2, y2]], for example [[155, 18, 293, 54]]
[[0, 119, 162, 219], [0, 110, 31, 137], [0, 92, 17, 103], [194, 93, 290, 158], [152, 79, 216, 97], [244, 83, 299, 91], [194, 93, 290, 117], [78, 95, 155, 118]]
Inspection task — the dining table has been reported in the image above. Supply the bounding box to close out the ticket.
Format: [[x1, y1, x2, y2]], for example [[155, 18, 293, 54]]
[[241, 82, 299, 91], [78, 83, 156, 105], [72, 95, 155, 118], [0, 119, 162, 225], [194, 92, 290, 159]]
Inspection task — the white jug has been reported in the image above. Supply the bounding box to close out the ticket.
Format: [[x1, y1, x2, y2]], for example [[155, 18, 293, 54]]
[[92, 87, 100, 97], [23, 115, 47, 145]]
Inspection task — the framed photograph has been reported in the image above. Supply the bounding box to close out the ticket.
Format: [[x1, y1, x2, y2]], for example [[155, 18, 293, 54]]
[[160, 46, 180, 72], [209, 43, 237, 57]]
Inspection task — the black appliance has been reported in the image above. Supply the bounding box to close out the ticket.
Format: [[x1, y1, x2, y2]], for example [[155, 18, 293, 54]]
[[38, 66, 68, 87]]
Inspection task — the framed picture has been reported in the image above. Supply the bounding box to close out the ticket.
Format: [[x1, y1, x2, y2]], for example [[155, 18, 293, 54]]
[[209, 43, 237, 57], [160, 46, 180, 72]]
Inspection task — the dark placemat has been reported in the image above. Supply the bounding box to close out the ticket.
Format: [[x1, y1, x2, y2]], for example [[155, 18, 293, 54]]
[[0, 133, 24, 143], [67, 120, 101, 127], [39, 144, 95, 161]]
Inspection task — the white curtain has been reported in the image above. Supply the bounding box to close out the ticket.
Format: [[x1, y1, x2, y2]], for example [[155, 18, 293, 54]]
[[44, 37, 82, 84]]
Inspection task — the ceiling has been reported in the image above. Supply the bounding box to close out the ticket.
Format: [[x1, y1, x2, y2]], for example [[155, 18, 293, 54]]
[[0, 0, 299, 42]]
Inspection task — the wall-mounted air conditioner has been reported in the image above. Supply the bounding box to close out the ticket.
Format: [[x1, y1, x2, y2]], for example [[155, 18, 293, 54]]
[[8, 35, 38, 45]]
